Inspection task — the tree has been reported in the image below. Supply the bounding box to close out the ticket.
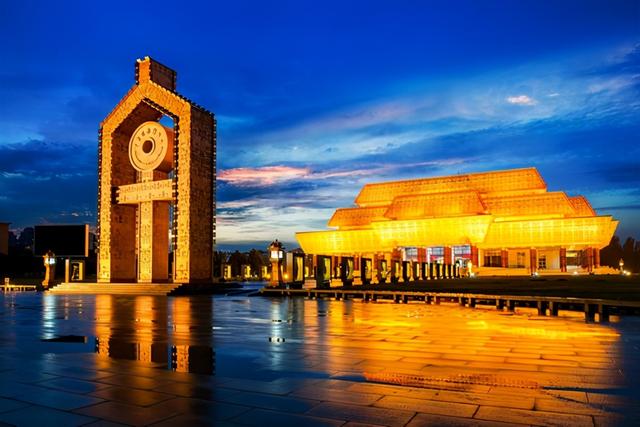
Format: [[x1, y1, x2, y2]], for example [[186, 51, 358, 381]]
[[600, 235, 640, 272], [228, 251, 247, 277], [247, 249, 268, 277], [623, 237, 636, 271], [213, 251, 228, 278], [600, 235, 623, 268]]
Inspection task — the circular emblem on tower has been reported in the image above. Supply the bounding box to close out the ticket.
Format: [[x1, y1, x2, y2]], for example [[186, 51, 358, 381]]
[[128, 121, 174, 172]]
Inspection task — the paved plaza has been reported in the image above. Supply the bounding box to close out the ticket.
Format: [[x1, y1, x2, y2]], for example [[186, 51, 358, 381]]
[[0, 291, 639, 426]]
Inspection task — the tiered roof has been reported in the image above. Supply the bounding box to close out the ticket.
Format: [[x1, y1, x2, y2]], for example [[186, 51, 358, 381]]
[[297, 167, 617, 254]]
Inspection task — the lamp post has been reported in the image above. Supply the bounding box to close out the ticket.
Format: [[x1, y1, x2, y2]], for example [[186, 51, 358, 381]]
[[619, 259, 624, 274], [42, 250, 56, 288], [268, 240, 284, 287]]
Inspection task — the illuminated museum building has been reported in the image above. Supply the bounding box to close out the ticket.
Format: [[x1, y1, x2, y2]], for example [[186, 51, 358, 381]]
[[296, 168, 618, 276]]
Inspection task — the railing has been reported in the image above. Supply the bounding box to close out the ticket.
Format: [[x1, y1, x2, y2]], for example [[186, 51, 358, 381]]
[[259, 287, 640, 322], [1, 283, 37, 292]]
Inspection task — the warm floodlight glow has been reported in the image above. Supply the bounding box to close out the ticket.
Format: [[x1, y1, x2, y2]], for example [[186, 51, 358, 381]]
[[296, 167, 618, 257]]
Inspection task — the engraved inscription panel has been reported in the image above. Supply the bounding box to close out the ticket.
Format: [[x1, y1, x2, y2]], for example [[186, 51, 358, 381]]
[[117, 179, 173, 204]]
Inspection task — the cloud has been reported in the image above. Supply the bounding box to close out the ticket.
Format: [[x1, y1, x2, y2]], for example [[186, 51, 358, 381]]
[[216, 42, 640, 171], [218, 159, 469, 188], [506, 95, 537, 106], [216, 114, 256, 131], [0, 140, 95, 176], [218, 166, 311, 186], [587, 74, 639, 94]]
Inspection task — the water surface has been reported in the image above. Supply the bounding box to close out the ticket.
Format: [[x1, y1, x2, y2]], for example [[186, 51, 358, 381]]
[[1, 291, 639, 425]]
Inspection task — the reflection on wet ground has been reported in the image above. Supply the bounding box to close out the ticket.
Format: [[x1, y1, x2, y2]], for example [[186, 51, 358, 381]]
[[0, 291, 639, 426]]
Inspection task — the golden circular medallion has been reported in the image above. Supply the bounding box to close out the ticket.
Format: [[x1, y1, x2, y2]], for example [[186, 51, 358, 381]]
[[128, 121, 174, 172]]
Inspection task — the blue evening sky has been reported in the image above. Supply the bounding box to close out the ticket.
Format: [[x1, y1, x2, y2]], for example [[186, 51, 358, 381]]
[[0, 0, 638, 250]]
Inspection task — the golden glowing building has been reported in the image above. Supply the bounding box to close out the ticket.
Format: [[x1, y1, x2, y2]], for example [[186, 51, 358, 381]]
[[296, 168, 617, 276]]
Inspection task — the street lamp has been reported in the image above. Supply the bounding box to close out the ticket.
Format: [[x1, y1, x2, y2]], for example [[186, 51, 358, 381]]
[[619, 259, 624, 274], [268, 240, 284, 287], [42, 250, 56, 288]]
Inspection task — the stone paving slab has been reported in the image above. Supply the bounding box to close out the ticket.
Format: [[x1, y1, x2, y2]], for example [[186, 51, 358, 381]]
[[0, 405, 97, 427], [90, 386, 176, 407], [0, 399, 30, 414], [231, 408, 344, 427], [37, 377, 112, 394], [83, 420, 129, 427], [219, 390, 320, 414], [474, 405, 595, 426], [407, 412, 525, 426], [291, 386, 383, 405], [153, 397, 251, 421], [374, 395, 478, 417], [307, 402, 416, 426], [74, 401, 180, 426], [12, 387, 104, 411], [96, 374, 174, 391]]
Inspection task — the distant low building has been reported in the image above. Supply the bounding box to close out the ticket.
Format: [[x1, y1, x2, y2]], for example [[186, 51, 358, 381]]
[[296, 167, 618, 276]]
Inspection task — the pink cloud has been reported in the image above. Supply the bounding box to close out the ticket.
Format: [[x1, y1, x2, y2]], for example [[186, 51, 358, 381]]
[[219, 158, 469, 187], [218, 166, 311, 186]]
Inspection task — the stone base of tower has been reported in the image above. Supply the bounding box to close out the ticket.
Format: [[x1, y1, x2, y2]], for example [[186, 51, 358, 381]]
[[48, 281, 238, 296]]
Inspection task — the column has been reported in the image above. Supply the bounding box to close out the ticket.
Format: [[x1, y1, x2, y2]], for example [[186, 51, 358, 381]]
[[530, 248, 537, 274], [417, 248, 426, 281], [138, 170, 169, 283], [330, 256, 341, 287], [470, 245, 479, 268], [371, 254, 378, 284], [560, 248, 567, 272], [586, 248, 594, 272], [392, 248, 403, 283], [594, 248, 600, 269], [501, 249, 508, 269], [443, 247, 452, 279], [417, 247, 427, 263], [353, 255, 362, 286]]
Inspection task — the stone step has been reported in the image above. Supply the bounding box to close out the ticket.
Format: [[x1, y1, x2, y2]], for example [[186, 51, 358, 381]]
[[48, 282, 182, 295]]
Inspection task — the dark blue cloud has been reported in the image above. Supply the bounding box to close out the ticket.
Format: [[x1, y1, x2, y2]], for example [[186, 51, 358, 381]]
[[0, 141, 97, 227]]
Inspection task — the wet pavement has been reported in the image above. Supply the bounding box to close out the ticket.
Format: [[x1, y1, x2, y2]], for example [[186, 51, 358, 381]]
[[0, 290, 639, 426]]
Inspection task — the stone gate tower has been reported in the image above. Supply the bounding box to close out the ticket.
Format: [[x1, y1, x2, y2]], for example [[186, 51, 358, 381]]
[[97, 57, 216, 284]]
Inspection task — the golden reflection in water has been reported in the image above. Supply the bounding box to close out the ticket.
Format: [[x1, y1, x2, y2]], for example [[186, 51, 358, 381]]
[[304, 300, 622, 391], [94, 296, 213, 374], [465, 319, 621, 340], [168, 297, 214, 374], [95, 295, 214, 374], [95, 294, 112, 356], [171, 297, 192, 339], [134, 296, 154, 363], [171, 298, 192, 372]]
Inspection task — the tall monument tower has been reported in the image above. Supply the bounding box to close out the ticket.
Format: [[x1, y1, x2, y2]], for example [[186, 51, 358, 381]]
[[97, 57, 216, 284]]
